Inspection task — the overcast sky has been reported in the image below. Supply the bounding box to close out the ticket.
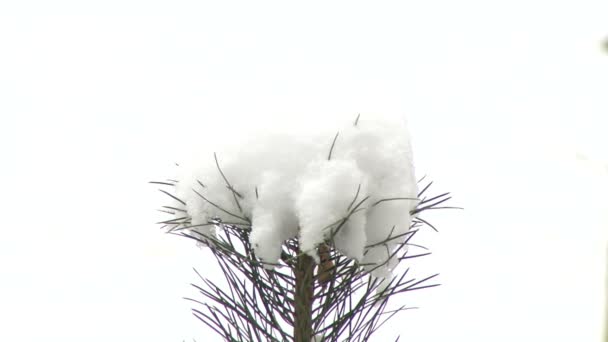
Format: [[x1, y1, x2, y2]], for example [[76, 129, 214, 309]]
[[1, 1, 607, 341]]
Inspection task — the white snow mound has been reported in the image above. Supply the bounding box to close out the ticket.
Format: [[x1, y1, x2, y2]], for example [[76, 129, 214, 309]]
[[170, 116, 418, 278]]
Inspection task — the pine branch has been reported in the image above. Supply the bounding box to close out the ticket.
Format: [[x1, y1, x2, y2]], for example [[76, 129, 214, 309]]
[[153, 150, 453, 341]]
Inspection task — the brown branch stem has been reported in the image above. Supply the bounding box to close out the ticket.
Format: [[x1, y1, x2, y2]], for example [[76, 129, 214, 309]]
[[294, 252, 315, 342]]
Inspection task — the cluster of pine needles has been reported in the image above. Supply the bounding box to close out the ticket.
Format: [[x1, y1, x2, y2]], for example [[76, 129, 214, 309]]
[[153, 116, 459, 341], [154, 171, 456, 342]]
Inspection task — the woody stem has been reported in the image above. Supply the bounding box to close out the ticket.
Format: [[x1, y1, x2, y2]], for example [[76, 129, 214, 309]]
[[294, 251, 315, 342]]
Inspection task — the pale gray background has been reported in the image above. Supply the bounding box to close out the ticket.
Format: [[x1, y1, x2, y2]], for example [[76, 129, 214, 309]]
[[1, 1, 606, 341]]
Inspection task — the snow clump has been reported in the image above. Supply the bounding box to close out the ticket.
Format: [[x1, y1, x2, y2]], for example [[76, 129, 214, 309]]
[[170, 116, 418, 279]]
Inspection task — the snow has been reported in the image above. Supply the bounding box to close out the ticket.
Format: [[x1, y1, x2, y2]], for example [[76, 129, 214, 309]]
[[170, 115, 418, 278]]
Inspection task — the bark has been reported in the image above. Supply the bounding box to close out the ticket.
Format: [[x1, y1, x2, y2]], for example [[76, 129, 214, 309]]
[[294, 252, 315, 342], [317, 243, 335, 289]]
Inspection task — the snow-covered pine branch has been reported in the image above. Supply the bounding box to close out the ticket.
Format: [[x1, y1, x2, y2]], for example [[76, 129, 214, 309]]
[[167, 115, 418, 280], [154, 115, 453, 341]]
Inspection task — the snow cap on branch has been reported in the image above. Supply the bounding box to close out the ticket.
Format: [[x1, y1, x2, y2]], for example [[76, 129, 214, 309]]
[[171, 114, 418, 278]]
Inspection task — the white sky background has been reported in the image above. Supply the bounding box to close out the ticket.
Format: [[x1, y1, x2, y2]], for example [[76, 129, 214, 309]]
[[0, 1, 607, 341]]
